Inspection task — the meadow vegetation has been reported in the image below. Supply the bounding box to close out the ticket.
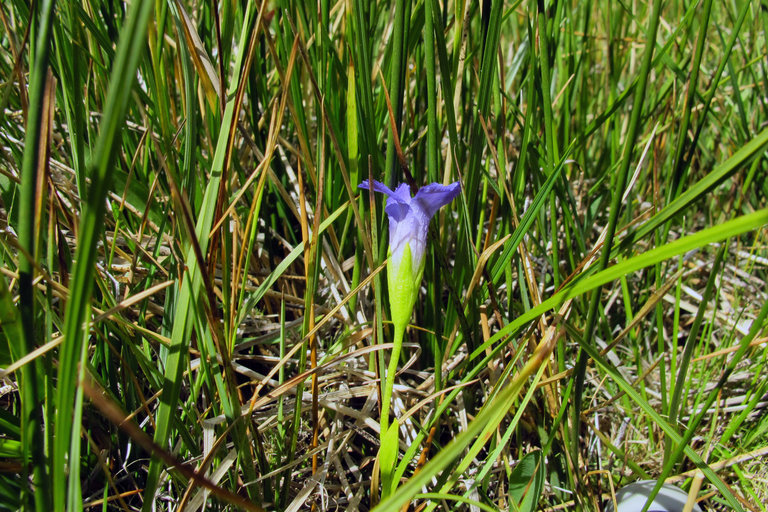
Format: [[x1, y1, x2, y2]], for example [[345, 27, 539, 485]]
[[1, 0, 768, 510]]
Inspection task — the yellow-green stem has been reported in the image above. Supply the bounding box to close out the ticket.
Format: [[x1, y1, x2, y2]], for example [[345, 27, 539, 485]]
[[381, 323, 404, 433], [379, 322, 405, 498]]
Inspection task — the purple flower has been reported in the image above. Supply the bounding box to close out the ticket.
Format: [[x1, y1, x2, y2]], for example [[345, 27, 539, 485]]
[[359, 179, 461, 330], [359, 180, 461, 271]]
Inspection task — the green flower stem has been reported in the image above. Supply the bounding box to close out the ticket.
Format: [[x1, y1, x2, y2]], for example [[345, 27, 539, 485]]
[[380, 323, 405, 435], [380, 322, 405, 499]]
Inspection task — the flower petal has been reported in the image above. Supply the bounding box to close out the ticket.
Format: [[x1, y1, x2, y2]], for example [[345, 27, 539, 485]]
[[384, 200, 410, 222], [388, 209, 425, 261], [358, 179, 395, 196], [359, 180, 414, 222], [390, 183, 413, 203], [413, 181, 461, 218]]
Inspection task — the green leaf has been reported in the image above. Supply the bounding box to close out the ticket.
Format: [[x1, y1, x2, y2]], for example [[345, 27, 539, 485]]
[[379, 422, 400, 498], [508, 451, 544, 512], [0, 272, 22, 367]]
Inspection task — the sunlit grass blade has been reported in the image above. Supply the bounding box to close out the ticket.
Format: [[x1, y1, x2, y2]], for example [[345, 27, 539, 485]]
[[619, 125, 768, 253], [472, 208, 768, 361], [665, 244, 726, 460], [52, 0, 154, 509]]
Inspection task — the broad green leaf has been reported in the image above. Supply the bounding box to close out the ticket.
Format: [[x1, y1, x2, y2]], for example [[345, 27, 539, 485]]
[[379, 422, 400, 498], [508, 451, 544, 512]]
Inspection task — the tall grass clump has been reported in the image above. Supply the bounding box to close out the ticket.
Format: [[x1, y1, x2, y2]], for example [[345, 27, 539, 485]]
[[1, 0, 767, 510]]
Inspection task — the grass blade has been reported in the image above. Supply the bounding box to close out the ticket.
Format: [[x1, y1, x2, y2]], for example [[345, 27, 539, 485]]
[[52, 0, 154, 508]]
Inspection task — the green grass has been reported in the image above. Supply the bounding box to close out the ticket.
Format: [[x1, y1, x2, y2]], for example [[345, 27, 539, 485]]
[[1, 0, 768, 511]]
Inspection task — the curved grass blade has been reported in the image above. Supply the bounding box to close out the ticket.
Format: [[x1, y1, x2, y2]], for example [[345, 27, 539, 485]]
[[473, 208, 768, 361], [617, 125, 768, 253]]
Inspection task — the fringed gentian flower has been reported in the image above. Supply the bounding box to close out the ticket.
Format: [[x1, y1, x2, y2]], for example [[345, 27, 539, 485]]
[[359, 179, 461, 497], [359, 179, 461, 333]]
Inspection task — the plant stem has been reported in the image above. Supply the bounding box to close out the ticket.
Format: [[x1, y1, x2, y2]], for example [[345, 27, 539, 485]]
[[381, 323, 404, 435], [379, 322, 405, 499]]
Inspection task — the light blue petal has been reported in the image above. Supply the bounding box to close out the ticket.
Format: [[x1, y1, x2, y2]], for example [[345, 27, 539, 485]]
[[413, 181, 461, 219], [391, 183, 413, 203], [358, 179, 396, 196], [384, 200, 410, 222]]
